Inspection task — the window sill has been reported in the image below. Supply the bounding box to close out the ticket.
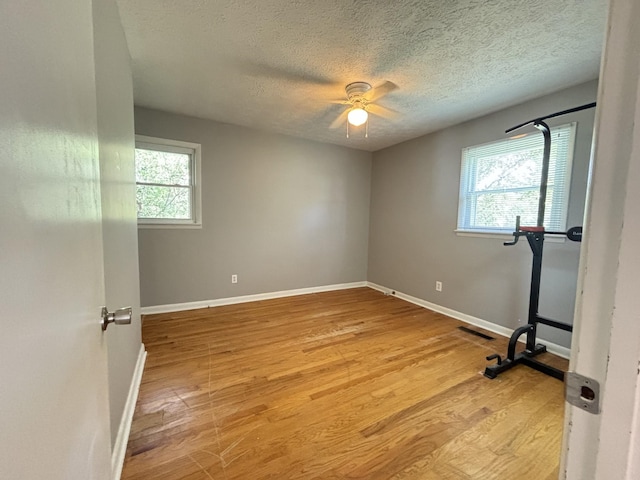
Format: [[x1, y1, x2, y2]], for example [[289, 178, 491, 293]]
[[138, 222, 202, 230], [455, 229, 567, 243]]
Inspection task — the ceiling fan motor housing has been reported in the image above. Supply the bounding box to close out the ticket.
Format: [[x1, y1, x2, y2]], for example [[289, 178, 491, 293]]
[[346, 82, 372, 101]]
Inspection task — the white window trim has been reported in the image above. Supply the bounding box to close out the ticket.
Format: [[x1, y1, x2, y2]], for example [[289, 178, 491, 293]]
[[456, 123, 577, 235], [135, 134, 202, 229], [454, 229, 567, 243]]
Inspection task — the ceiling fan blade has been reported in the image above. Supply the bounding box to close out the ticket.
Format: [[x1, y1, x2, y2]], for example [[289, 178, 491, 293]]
[[366, 81, 399, 102], [368, 103, 399, 119], [329, 109, 349, 129], [234, 58, 336, 86]]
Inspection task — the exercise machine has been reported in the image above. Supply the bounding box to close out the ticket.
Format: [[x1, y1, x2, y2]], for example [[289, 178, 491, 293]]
[[484, 102, 596, 381]]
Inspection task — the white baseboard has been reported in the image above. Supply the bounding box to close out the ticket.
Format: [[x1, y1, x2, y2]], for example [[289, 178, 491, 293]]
[[366, 282, 571, 359], [141, 281, 368, 315], [111, 344, 147, 480]]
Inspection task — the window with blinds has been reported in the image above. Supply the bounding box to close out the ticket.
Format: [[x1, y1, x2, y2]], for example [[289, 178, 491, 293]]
[[457, 123, 576, 233]]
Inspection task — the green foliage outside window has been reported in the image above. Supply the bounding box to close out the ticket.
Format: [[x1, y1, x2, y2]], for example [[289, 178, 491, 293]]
[[135, 148, 192, 220]]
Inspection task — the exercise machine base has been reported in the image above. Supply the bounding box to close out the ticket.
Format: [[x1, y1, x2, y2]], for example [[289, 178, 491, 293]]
[[484, 344, 565, 381], [484, 323, 566, 381]]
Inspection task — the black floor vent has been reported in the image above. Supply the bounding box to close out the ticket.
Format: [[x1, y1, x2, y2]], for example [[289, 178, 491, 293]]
[[458, 326, 495, 340]]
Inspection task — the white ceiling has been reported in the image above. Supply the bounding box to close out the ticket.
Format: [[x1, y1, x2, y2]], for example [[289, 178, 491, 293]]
[[116, 0, 607, 152]]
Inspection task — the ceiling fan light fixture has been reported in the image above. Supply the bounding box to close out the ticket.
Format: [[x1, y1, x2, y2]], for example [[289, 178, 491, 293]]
[[347, 107, 368, 126]]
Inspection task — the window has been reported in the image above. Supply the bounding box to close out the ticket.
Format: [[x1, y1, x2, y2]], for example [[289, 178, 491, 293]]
[[457, 123, 576, 233], [134, 135, 201, 228]]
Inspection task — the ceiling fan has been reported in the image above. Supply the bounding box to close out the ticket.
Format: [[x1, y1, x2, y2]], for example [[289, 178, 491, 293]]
[[330, 81, 398, 137]]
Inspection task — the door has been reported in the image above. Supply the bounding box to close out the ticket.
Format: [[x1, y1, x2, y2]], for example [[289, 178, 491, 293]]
[[561, 0, 640, 477], [92, 0, 143, 462], [0, 1, 112, 479]]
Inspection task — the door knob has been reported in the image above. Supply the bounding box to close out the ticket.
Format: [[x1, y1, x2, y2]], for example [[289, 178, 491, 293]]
[[101, 306, 132, 331]]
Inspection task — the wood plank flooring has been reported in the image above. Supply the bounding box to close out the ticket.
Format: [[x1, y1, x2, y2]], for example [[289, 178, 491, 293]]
[[121, 287, 568, 479]]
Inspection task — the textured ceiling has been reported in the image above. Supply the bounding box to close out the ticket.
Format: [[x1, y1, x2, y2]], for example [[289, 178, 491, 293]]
[[116, 0, 607, 152]]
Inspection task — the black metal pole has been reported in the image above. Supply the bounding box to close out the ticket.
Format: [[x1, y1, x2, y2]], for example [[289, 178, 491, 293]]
[[526, 232, 544, 351], [505, 102, 596, 134], [534, 121, 551, 227]]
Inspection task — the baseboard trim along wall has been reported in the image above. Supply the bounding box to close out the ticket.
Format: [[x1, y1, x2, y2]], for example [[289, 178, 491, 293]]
[[111, 344, 147, 480], [140, 281, 369, 315], [366, 282, 571, 359]]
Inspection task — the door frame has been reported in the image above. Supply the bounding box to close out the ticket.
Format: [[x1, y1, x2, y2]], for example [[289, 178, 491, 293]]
[[561, 0, 640, 477]]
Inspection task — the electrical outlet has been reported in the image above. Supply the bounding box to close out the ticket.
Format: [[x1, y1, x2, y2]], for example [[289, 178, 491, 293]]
[[435, 281, 443, 292], [231, 274, 238, 284]]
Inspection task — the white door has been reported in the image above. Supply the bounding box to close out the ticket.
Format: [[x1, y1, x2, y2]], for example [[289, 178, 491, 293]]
[[0, 1, 113, 479], [561, 0, 640, 478], [92, 0, 143, 468]]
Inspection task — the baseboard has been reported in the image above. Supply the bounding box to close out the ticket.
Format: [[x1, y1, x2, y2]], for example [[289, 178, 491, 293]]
[[111, 344, 147, 480], [141, 281, 368, 315], [366, 282, 571, 359]]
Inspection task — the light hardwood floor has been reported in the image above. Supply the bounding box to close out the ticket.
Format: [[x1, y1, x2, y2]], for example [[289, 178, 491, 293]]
[[122, 287, 567, 479]]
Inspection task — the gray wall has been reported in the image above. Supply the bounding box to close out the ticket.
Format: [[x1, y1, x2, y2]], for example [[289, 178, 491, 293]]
[[368, 81, 598, 347], [135, 108, 372, 307], [93, 0, 142, 446]]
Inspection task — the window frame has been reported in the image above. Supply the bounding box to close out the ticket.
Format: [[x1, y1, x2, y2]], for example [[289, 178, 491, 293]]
[[456, 123, 577, 236], [134, 135, 202, 229]]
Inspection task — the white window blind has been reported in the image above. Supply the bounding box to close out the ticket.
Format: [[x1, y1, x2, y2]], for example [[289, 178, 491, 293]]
[[457, 123, 576, 233]]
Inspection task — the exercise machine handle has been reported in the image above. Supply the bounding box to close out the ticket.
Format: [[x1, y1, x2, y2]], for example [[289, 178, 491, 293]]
[[504, 216, 583, 245], [503, 216, 521, 246]]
